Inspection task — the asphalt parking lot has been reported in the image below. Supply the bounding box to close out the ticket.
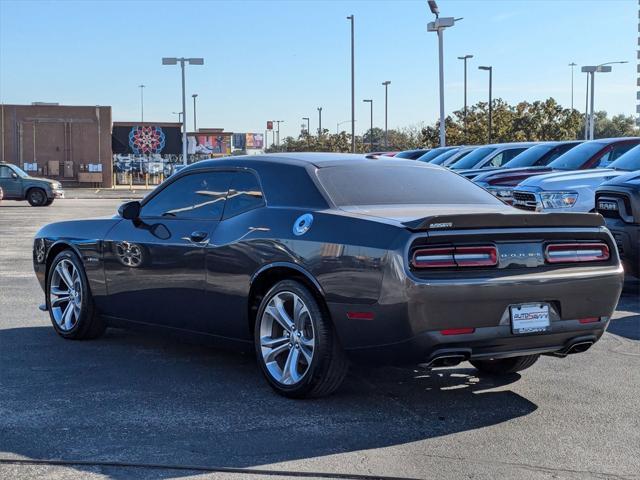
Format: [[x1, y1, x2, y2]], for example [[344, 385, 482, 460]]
[[0, 199, 638, 480]]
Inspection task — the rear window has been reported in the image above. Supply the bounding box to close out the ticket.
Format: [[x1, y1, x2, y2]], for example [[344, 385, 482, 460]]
[[316, 165, 503, 206]]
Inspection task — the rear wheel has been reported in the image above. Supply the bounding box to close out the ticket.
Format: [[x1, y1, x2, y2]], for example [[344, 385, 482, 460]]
[[470, 354, 539, 375], [27, 188, 47, 206], [46, 250, 106, 340], [254, 280, 349, 398]]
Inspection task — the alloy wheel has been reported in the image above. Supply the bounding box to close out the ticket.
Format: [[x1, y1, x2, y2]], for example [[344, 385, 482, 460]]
[[49, 259, 82, 331], [259, 291, 315, 385]]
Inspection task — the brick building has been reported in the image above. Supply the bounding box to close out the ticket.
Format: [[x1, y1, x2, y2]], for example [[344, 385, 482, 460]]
[[0, 103, 113, 187]]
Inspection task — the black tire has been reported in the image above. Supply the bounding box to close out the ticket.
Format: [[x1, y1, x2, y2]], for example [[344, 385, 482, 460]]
[[254, 280, 349, 398], [44, 198, 54, 206], [470, 354, 539, 375], [27, 188, 47, 207], [46, 250, 106, 340]]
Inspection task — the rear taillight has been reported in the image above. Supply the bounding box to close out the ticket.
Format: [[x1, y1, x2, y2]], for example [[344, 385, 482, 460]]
[[412, 245, 497, 269], [545, 243, 609, 264]]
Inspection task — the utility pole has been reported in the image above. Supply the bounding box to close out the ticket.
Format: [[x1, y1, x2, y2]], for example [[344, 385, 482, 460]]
[[457, 55, 473, 140], [568, 62, 577, 110], [427, 1, 460, 147], [192, 93, 198, 132], [347, 15, 355, 152], [317, 107, 323, 135], [138, 84, 145, 123], [382, 81, 390, 148]]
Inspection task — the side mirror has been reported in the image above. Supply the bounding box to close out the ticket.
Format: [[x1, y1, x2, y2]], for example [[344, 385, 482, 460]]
[[11, 172, 18, 179], [118, 201, 141, 220]]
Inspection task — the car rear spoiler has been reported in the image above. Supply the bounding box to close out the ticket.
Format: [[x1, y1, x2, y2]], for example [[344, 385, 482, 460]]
[[402, 212, 605, 231]]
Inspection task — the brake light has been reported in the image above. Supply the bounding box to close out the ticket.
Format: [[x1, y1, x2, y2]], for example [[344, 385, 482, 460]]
[[545, 243, 609, 264], [412, 246, 497, 268]]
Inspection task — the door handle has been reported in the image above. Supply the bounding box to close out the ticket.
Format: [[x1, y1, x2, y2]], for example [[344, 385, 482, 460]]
[[189, 231, 208, 243]]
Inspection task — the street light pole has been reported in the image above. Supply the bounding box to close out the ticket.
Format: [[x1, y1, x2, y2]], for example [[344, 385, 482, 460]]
[[138, 84, 145, 123], [382, 81, 390, 148], [317, 107, 322, 135], [162, 57, 204, 165], [363, 99, 373, 151], [581, 61, 627, 140], [568, 62, 576, 110], [172, 112, 183, 123], [478, 66, 493, 143], [457, 55, 472, 140], [192, 94, 198, 132], [347, 15, 355, 153], [427, 1, 460, 147], [302, 117, 310, 134]]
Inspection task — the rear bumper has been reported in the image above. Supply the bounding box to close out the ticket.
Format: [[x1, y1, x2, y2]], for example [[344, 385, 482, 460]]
[[343, 320, 607, 366], [329, 259, 623, 365]]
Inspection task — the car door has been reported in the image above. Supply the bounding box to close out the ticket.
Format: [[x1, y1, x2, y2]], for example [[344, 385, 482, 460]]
[[102, 169, 233, 331], [0, 165, 23, 198]]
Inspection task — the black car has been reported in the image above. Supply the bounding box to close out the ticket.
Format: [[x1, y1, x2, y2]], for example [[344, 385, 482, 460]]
[[596, 171, 640, 278], [394, 149, 429, 160], [33, 154, 623, 398]]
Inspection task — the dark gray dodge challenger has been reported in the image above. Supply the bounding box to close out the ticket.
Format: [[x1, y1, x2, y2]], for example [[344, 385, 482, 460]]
[[33, 153, 623, 398]]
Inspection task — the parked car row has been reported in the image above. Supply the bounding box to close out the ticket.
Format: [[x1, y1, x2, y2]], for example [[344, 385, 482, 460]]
[[393, 137, 640, 277]]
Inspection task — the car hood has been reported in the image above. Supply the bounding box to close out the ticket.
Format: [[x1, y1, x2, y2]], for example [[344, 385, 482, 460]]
[[24, 176, 59, 186], [473, 166, 553, 186], [518, 168, 625, 190], [600, 171, 640, 189], [455, 167, 501, 179]]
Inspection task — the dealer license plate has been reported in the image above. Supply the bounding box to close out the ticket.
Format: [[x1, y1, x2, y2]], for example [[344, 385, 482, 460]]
[[510, 303, 550, 334]]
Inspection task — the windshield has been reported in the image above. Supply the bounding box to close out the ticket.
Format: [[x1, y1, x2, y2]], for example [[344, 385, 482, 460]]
[[429, 148, 462, 165], [502, 144, 555, 168], [10, 165, 29, 177], [450, 146, 497, 169], [609, 144, 640, 171], [416, 147, 456, 163], [547, 141, 604, 170], [317, 164, 502, 206]]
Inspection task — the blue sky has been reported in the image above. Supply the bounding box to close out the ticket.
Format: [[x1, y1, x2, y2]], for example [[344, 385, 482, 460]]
[[0, 0, 636, 139]]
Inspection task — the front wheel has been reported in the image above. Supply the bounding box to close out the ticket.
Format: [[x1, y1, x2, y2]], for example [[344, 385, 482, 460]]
[[46, 250, 106, 339], [27, 188, 47, 206], [470, 354, 539, 375], [254, 280, 349, 398]]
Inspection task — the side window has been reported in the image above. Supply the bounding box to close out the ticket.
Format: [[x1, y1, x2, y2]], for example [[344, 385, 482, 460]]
[[141, 171, 233, 220], [223, 171, 265, 219], [595, 150, 612, 168], [486, 152, 504, 167], [501, 148, 526, 164], [0, 166, 13, 178], [609, 143, 636, 162]]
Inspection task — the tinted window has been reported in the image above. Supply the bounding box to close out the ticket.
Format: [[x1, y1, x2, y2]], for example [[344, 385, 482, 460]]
[[603, 142, 638, 166], [142, 171, 233, 219], [503, 144, 554, 168], [548, 141, 605, 170], [450, 146, 497, 169], [609, 144, 640, 171], [317, 165, 502, 206], [223, 171, 265, 219]]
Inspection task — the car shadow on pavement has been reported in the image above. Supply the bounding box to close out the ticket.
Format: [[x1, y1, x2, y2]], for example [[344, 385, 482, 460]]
[[0, 326, 537, 479]]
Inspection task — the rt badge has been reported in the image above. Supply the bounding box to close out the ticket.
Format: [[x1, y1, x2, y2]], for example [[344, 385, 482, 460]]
[[293, 213, 313, 236]]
